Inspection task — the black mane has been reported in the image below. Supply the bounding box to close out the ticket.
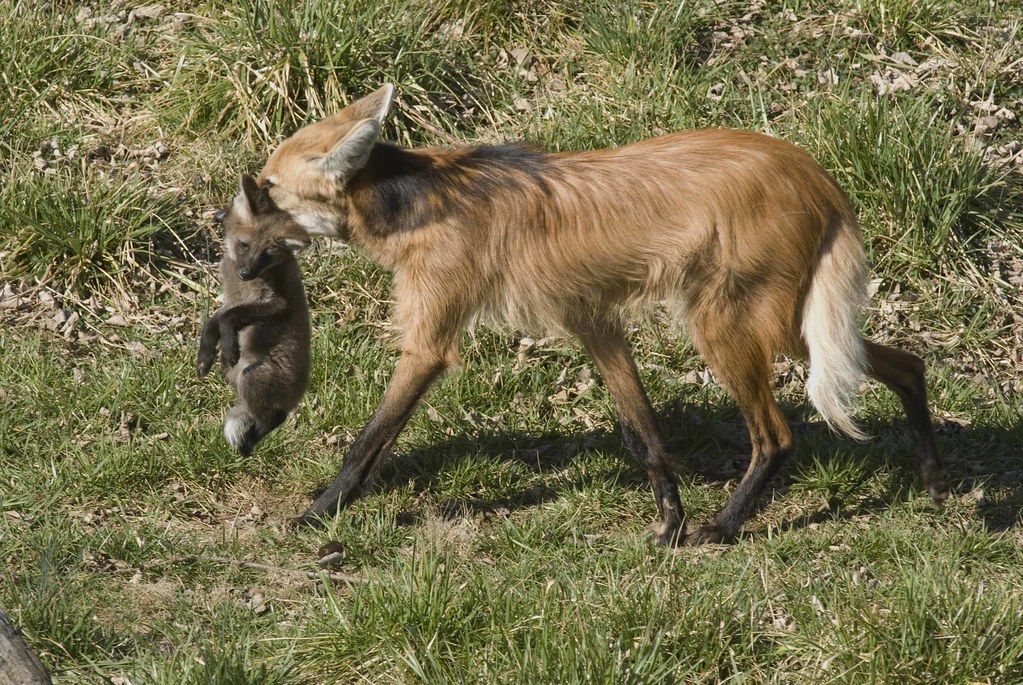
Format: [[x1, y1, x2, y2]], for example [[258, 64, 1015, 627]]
[[350, 142, 552, 234]]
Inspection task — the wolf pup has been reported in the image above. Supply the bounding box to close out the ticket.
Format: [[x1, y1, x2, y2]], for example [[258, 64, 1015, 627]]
[[197, 174, 312, 457], [253, 84, 947, 545]]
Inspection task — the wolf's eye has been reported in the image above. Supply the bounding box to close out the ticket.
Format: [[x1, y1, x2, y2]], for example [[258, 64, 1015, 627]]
[[237, 240, 250, 251]]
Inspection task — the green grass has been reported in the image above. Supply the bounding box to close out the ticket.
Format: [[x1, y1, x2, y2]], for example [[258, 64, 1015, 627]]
[[0, 167, 192, 297], [2, 0, 1023, 683], [800, 91, 1008, 278]]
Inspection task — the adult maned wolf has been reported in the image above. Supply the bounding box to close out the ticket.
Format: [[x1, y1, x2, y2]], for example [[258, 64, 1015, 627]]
[[198, 174, 312, 457], [252, 84, 947, 544]]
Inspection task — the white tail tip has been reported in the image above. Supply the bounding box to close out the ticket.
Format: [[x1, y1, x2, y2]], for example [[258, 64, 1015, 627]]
[[224, 412, 253, 449]]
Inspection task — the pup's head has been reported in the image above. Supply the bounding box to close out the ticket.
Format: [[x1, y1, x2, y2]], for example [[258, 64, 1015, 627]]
[[255, 83, 395, 239], [222, 174, 310, 281]]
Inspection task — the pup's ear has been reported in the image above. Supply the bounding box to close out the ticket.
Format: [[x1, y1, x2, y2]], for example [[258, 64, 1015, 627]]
[[281, 234, 311, 254], [236, 173, 276, 215], [317, 118, 380, 181], [240, 173, 260, 207], [231, 173, 260, 223]]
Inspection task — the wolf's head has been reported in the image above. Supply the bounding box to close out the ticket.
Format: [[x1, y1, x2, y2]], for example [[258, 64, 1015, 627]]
[[222, 174, 311, 281], [255, 84, 395, 240]]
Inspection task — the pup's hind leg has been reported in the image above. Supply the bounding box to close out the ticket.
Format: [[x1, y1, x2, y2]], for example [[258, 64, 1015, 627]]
[[224, 405, 255, 455], [224, 362, 291, 456]]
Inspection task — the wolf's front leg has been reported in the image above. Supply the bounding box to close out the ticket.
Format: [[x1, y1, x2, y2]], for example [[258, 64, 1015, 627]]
[[294, 349, 448, 527], [577, 327, 687, 545]]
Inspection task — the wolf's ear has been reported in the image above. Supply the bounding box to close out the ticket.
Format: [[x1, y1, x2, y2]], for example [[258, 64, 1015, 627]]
[[342, 83, 395, 126], [317, 119, 380, 181]]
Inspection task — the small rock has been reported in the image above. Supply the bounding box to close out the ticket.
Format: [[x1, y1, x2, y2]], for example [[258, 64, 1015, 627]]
[[890, 51, 918, 66], [975, 115, 1001, 136], [317, 541, 346, 568], [318, 552, 344, 569], [106, 314, 130, 327]]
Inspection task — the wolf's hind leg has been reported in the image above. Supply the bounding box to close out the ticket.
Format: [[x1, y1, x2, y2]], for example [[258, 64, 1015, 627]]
[[865, 341, 947, 503], [686, 305, 794, 545]]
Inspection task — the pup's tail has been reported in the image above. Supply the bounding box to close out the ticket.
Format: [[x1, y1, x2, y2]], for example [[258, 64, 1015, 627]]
[[224, 406, 258, 456], [223, 405, 288, 457]]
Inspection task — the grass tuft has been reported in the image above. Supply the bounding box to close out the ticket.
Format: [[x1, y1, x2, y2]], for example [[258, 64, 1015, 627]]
[[0, 164, 191, 298], [802, 91, 1009, 278]]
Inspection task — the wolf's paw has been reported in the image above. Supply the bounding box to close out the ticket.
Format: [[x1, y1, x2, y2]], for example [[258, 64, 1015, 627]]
[[683, 523, 735, 546], [645, 519, 686, 547]]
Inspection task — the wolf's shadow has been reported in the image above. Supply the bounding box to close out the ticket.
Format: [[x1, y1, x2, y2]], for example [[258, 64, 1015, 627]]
[[316, 396, 1022, 534]]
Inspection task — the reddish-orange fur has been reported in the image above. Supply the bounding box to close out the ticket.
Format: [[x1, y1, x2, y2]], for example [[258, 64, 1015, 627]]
[[253, 85, 947, 543]]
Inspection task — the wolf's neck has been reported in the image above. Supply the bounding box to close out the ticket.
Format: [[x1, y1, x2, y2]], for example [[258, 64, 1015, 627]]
[[347, 141, 552, 240]]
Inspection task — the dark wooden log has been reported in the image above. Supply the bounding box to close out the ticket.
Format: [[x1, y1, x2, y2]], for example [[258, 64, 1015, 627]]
[[0, 608, 52, 685]]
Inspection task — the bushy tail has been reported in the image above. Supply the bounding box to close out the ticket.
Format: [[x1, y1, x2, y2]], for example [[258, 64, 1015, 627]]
[[802, 218, 870, 441], [224, 404, 289, 456], [224, 406, 257, 454]]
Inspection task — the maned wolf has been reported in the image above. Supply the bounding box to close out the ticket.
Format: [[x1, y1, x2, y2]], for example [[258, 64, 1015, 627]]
[[197, 174, 312, 457], [252, 84, 947, 544]]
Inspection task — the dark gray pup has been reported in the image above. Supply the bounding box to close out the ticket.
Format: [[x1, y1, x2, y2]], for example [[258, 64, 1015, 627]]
[[197, 174, 312, 456]]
